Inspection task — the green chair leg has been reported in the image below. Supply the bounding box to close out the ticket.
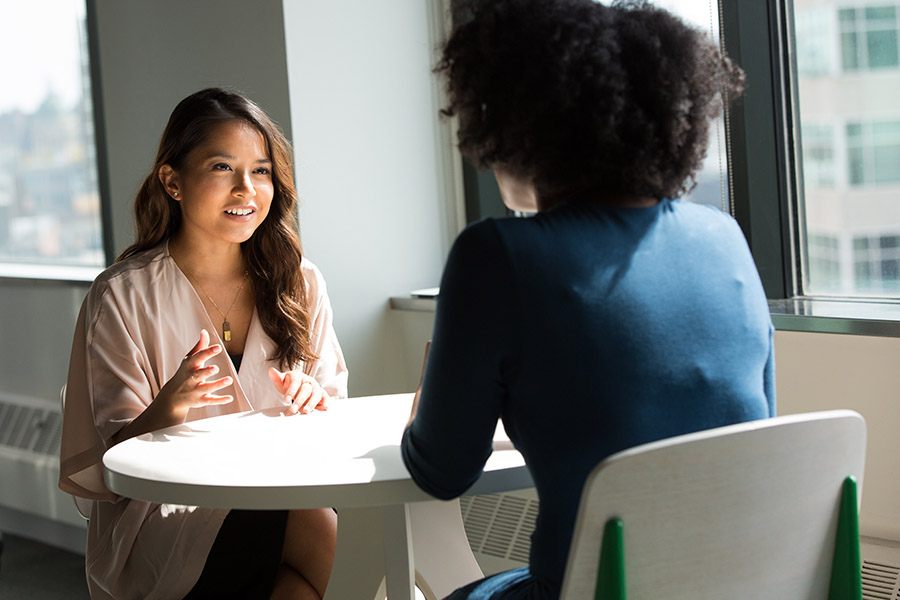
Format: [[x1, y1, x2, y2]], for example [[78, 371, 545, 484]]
[[595, 518, 626, 600], [828, 476, 862, 600]]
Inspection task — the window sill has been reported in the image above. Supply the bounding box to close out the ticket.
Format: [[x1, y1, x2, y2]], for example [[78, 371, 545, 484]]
[[391, 292, 900, 338], [389, 296, 438, 313], [768, 297, 900, 338], [0, 263, 103, 284]]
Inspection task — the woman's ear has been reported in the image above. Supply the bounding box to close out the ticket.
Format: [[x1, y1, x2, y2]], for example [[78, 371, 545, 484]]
[[158, 165, 181, 201]]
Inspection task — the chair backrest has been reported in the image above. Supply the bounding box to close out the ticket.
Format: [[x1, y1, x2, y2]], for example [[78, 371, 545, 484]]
[[560, 410, 866, 600], [59, 384, 92, 520]]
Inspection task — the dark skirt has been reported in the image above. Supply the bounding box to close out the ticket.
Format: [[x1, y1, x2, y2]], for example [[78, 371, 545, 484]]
[[183, 509, 288, 600]]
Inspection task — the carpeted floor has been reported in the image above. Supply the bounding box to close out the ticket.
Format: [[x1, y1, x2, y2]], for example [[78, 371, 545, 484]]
[[0, 532, 90, 600]]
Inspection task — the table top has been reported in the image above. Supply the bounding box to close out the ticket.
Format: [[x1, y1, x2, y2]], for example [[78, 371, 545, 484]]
[[103, 393, 532, 509]]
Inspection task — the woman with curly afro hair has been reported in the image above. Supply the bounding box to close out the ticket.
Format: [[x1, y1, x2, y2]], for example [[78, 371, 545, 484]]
[[401, 1, 774, 598]]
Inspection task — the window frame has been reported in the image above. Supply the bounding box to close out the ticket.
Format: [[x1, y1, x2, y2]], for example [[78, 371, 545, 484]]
[[0, 0, 113, 283], [723, 0, 900, 336]]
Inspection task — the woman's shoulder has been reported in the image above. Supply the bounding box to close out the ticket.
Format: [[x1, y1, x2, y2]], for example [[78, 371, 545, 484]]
[[299, 256, 330, 302], [87, 245, 170, 302], [455, 217, 517, 249], [667, 198, 740, 228]]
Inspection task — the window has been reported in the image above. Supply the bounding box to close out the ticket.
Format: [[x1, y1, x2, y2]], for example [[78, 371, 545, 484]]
[[791, 1, 900, 298], [0, 0, 104, 274], [808, 233, 842, 292], [653, 0, 731, 213], [839, 5, 899, 71], [846, 120, 900, 185], [801, 124, 836, 188], [796, 6, 837, 76], [853, 234, 900, 293]]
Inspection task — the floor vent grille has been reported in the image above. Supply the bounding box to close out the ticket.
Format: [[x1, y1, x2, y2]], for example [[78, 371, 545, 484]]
[[0, 399, 61, 456], [862, 559, 900, 600], [459, 493, 538, 562]]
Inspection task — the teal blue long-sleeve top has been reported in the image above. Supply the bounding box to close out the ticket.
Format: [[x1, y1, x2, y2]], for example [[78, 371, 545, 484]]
[[401, 199, 775, 597]]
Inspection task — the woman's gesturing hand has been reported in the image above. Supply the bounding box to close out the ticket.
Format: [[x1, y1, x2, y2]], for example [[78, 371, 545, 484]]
[[111, 329, 234, 445], [268, 367, 329, 415], [156, 329, 234, 420]]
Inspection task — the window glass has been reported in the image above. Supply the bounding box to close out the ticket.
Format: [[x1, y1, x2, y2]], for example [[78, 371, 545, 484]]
[[652, 0, 731, 212], [0, 0, 103, 270], [839, 5, 899, 70], [801, 124, 836, 187], [797, 7, 836, 76], [793, 0, 900, 298], [852, 233, 900, 293]]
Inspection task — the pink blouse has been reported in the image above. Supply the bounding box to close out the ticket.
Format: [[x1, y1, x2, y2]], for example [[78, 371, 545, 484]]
[[59, 243, 348, 600]]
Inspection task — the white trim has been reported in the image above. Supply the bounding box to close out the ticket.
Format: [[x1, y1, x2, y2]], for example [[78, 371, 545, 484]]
[[0, 262, 102, 283]]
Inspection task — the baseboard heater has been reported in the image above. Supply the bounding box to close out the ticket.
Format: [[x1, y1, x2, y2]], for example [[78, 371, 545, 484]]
[[0, 392, 87, 532]]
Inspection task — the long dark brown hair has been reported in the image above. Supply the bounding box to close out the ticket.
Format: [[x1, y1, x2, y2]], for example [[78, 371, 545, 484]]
[[118, 88, 316, 369]]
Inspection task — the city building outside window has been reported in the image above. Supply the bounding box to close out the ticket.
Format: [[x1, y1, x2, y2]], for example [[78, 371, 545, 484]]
[[0, 0, 104, 275], [853, 233, 900, 293], [839, 5, 899, 71], [802, 123, 837, 188], [847, 120, 900, 185], [793, 0, 900, 298]]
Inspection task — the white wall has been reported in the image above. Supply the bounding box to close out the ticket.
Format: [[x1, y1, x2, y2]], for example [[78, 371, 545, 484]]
[[774, 331, 900, 542], [282, 1, 460, 395]]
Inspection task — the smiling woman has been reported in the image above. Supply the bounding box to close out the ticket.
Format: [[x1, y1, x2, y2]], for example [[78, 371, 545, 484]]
[[58, 88, 348, 600]]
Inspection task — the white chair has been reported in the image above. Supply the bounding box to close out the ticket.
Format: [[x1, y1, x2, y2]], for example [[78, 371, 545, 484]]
[[59, 385, 92, 520], [560, 410, 866, 600]]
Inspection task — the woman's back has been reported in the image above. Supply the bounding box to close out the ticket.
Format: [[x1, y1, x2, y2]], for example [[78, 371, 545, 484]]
[[403, 199, 774, 595]]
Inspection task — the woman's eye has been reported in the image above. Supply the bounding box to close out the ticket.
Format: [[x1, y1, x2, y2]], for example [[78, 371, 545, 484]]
[[254, 167, 271, 175], [213, 163, 232, 171]]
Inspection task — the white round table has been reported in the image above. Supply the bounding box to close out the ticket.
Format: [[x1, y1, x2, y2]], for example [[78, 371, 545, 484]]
[[103, 393, 532, 600]]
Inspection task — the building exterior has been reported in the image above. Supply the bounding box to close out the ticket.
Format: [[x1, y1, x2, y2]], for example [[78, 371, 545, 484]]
[[796, 0, 900, 296]]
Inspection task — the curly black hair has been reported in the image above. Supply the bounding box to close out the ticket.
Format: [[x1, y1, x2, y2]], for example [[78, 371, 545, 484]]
[[438, 0, 745, 206]]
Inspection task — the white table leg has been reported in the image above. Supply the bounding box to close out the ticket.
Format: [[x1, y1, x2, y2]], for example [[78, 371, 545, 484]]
[[324, 506, 387, 600], [410, 499, 484, 599], [382, 504, 416, 600], [326, 500, 483, 600]]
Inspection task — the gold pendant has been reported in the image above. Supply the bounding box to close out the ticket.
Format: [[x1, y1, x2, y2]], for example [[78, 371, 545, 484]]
[[223, 320, 232, 342]]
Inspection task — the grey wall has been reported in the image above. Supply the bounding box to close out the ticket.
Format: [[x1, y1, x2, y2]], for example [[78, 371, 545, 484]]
[[0, 282, 85, 402]]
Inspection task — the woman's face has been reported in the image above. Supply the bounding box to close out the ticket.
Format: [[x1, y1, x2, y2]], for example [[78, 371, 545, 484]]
[[494, 167, 538, 213], [161, 119, 274, 250]]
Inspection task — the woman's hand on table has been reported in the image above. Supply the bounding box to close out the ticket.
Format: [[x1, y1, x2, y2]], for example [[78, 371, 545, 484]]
[[268, 367, 329, 415]]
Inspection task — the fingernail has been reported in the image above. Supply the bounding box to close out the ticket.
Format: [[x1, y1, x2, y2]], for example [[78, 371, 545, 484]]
[[285, 395, 292, 401]]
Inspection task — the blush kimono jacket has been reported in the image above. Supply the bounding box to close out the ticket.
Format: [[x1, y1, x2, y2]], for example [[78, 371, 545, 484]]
[[59, 243, 348, 600]]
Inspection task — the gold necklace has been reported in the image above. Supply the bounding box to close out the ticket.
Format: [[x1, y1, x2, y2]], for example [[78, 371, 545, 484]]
[[192, 272, 248, 342]]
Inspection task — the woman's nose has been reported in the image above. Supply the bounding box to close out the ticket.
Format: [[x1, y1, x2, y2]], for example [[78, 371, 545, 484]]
[[234, 172, 256, 198]]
